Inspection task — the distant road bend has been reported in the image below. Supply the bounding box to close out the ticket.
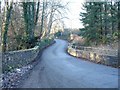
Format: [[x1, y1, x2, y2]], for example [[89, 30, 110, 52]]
[[20, 39, 118, 88]]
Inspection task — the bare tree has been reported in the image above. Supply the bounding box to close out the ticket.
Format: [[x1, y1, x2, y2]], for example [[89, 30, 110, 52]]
[[40, 0, 68, 37], [2, 2, 13, 52]]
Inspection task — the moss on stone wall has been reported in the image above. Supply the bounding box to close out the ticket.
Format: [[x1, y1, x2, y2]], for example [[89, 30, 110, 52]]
[[68, 46, 118, 67], [2, 46, 39, 73], [2, 39, 55, 73]]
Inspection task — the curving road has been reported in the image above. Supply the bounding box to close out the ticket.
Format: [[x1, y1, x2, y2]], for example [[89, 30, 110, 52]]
[[20, 39, 118, 88]]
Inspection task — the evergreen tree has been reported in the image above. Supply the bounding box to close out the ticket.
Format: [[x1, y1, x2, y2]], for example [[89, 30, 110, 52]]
[[80, 0, 118, 45], [80, 2, 103, 45], [22, 2, 40, 48]]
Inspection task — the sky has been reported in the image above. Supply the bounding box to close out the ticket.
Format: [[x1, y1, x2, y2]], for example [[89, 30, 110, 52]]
[[0, 0, 85, 29], [63, 0, 85, 29]]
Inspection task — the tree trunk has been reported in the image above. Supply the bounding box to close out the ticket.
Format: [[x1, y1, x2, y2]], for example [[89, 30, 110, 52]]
[[2, 3, 13, 52], [100, 3, 103, 40], [48, 8, 54, 35], [35, 2, 40, 25], [104, 2, 107, 37], [22, 2, 40, 48], [118, 1, 120, 67], [40, 1, 45, 38], [111, 1, 114, 35]]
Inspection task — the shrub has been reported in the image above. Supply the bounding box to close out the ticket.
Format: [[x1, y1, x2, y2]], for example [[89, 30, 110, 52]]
[[37, 38, 53, 50]]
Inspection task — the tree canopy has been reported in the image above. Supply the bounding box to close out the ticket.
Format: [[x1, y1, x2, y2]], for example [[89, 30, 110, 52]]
[[80, 0, 119, 45]]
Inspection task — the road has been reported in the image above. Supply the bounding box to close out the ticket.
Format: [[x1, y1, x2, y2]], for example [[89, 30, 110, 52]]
[[20, 39, 118, 88]]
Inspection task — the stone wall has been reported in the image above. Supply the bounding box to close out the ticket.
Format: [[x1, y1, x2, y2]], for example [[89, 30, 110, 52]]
[[68, 46, 118, 67], [2, 46, 40, 73]]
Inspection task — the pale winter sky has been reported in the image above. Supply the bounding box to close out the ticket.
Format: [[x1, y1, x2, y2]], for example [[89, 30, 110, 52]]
[[0, 0, 85, 29], [63, 0, 85, 29]]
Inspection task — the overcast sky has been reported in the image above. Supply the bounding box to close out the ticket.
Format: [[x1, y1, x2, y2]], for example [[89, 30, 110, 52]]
[[0, 0, 85, 29], [63, 0, 85, 29]]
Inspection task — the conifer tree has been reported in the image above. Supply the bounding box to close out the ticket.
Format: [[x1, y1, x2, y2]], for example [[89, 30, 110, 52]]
[[80, 0, 118, 45]]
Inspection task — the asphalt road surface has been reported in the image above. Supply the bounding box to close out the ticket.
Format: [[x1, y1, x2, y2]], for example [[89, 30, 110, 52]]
[[20, 39, 118, 88]]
